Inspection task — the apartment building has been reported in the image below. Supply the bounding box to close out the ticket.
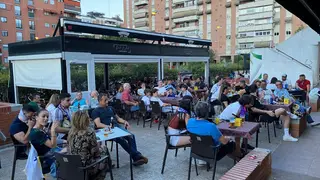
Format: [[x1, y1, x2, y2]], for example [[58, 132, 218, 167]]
[[237, 0, 305, 54], [77, 15, 123, 27], [125, 0, 305, 61], [0, 0, 81, 64]]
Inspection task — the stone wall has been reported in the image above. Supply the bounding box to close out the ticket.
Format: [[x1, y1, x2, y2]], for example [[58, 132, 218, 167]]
[[0, 103, 21, 146]]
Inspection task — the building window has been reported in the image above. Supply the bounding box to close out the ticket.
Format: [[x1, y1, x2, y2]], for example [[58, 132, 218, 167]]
[[274, 32, 279, 36], [16, 32, 23, 41], [28, 0, 34, 6], [28, 9, 34, 17], [30, 33, 35, 40], [52, 24, 56, 28], [15, 6, 21, 16], [45, 34, 50, 38], [15, 0, 20, 4], [44, 0, 48, 4], [0, 3, 6, 9], [286, 31, 291, 35], [45, 23, 50, 28], [3, 44, 8, 50], [1, 17, 7, 23], [16, 19, 22, 28], [29, 21, 35, 30], [4, 57, 8, 63], [50, 0, 55, 5], [44, 11, 49, 16], [1, 31, 8, 37]]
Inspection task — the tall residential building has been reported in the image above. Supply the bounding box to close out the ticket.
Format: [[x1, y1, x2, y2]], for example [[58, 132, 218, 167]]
[[77, 15, 123, 27], [124, 0, 305, 62], [0, 0, 81, 64]]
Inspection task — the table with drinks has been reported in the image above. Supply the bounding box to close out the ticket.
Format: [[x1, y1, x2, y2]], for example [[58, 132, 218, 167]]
[[215, 117, 261, 155], [262, 97, 293, 111], [159, 97, 182, 106], [95, 127, 134, 180]]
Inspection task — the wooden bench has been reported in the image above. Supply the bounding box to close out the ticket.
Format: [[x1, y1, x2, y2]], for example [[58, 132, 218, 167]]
[[290, 115, 307, 138], [310, 97, 320, 112], [220, 148, 271, 180]]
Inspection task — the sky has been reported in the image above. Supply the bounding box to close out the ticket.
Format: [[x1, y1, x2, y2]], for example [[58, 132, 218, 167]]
[[81, 0, 124, 19]]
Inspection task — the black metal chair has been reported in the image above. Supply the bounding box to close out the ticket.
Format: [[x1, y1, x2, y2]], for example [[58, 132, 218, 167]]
[[188, 133, 220, 180], [55, 149, 114, 180], [113, 99, 126, 118], [161, 113, 191, 174], [11, 135, 29, 180], [150, 101, 165, 130], [137, 100, 151, 127], [0, 130, 6, 169], [258, 114, 277, 143]]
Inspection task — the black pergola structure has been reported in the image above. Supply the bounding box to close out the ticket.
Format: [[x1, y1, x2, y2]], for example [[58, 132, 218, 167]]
[[276, 0, 320, 34], [8, 18, 212, 103]]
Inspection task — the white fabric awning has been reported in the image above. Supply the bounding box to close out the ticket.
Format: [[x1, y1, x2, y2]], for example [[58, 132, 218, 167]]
[[13, 59, 62, 90]]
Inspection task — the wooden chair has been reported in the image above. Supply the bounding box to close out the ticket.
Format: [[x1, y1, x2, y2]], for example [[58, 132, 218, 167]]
[[55, 150, 113, 180], [188, 133, 220, 180], [161, 113, 191, 174]]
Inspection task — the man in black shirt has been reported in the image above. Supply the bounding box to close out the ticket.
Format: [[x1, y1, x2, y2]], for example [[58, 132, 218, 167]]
[[248, 85, 298, 142], [92, 93, 148, 166]]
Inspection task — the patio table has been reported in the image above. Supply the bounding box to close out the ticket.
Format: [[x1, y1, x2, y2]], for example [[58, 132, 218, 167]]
[[263, 103, 293, 111], [217, 121, 261, 155], [96, 127, 134, 180]]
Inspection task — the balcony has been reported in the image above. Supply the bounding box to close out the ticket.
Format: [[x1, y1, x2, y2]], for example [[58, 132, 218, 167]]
[[238, 23, 273, 32], [173, 6, 198, 19], [64, 4, 81, 14], [135, 21, 148, 28], [226, 1, 231, 8], [173, 29, 200, 38], [173, 0, 186, 4], [197, 0, 203, 5], [134, 17, 148, 23], [254, 41, 271, 48], [135, 8, 148, 14], [173, 25, 198, 33], [134, 12, 148, 19], [134, 0, 148, 6], [239, 11, 273, 21], [135, 26, 149, 31], [237, 36, 272, 44], [173, 15, 199, 23]]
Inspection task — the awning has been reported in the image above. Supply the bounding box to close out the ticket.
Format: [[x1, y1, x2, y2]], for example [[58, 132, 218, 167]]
[[276, 0, 320, 34]]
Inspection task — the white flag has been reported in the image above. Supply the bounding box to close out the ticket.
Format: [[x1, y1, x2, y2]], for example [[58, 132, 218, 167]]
[[24, 144, 44, 180]]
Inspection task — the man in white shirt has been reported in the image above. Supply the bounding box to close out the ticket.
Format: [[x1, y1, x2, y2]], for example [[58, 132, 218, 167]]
[[141, 89, 152, 111], [281, 74, 292, 90], [150, 89, 177, 113], [155, 80, 167, 96], [219, 95, 253, 120], [210, 77, 224, 102]]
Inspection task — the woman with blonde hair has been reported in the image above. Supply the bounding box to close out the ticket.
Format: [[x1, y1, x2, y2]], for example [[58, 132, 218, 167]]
[[46, 94, 60, 124], [68, 111, 111, 180]]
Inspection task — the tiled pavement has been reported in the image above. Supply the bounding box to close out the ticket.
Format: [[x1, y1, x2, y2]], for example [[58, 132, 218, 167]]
[[1, 113, 320, 180]]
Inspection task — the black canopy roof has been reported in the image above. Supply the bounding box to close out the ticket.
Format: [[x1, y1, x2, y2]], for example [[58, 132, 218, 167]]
[[276, 0, 320, 34], [59, 18, 212, 46]]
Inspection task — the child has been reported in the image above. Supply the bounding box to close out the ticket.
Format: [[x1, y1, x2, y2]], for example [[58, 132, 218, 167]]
[[167, 88, 176, 97]]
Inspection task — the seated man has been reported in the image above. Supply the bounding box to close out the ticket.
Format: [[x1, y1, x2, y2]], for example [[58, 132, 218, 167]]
[[141, 89, 152, 111], [249, 84, 298, 142], [150, 89, 178, 113], [187, 101, 237, 161], [18, 94, 40, 122], [281, 74, 292, 90], [122, 83, 140, 112], [53, 93, 72, 141], [156, 80, 168, 96], [92, 93, 148, 166], [71, 91, 87, 107], [274, 81, 319, 127], [258, 80, 275, 102], [178, 84, 193, 97], [9, 104, 37, 159]]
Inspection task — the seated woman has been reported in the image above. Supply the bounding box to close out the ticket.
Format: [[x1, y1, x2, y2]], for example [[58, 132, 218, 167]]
[[29, 109, 63, 178], [266, 77, 278, 91], [68, 111, 110, 179], [71, 91, 87, 107], [187, 102, 237, 161], [150, 89, 178, 113], [167, 96, 193, 146], [115, 84, 124, 100], [137, 83, 146, 97]]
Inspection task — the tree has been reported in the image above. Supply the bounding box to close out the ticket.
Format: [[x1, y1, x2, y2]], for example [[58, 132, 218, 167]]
[[87, 11, 105, 18]]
